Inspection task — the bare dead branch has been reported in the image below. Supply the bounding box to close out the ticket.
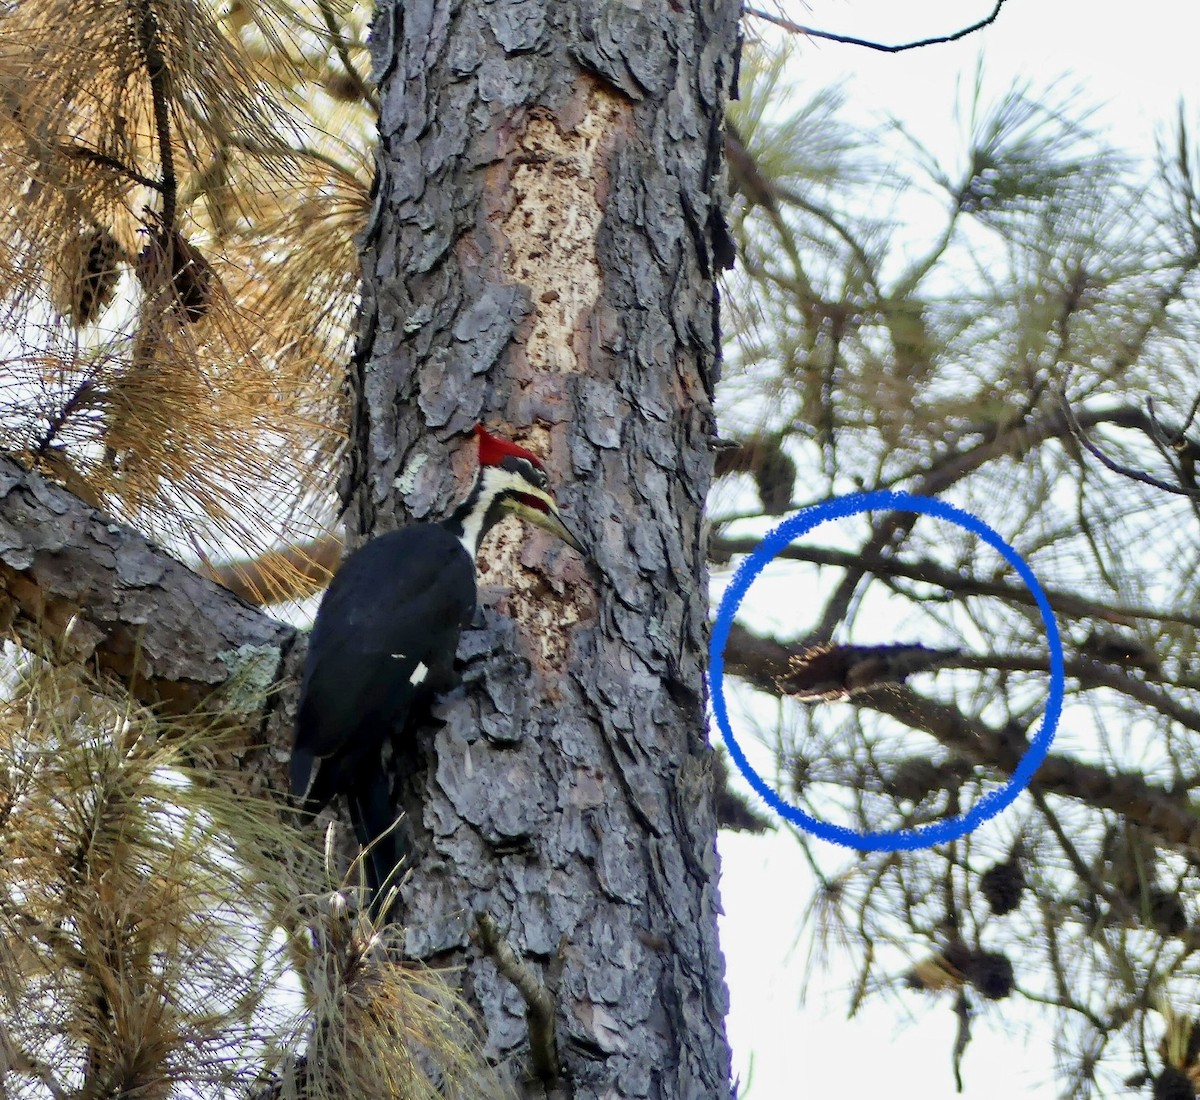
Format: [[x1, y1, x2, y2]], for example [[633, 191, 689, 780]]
[[475, 913, 560, 1086], [1060, 395, 1200, 498], [711, 535, 1200, 629], [744, 0, 1006, 54]]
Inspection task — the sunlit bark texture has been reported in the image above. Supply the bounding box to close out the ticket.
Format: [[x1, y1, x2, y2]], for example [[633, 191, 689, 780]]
[[347, 1, 740, 1095]]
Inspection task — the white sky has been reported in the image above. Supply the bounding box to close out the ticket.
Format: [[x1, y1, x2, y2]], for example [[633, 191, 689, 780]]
[[716, 2, 1199, 1097]]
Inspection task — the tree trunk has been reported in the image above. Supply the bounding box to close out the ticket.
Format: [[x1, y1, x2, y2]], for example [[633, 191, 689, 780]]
[[349, 1, 739, 1095]]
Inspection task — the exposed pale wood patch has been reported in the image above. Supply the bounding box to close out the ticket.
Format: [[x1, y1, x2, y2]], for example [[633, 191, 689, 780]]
[[501, 82, 630, 375], [472, 80, 626, 666], [477, 516, 591, 671]]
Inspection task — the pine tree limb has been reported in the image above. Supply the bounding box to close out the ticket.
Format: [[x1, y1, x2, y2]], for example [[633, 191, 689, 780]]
[[199, 534, 341, 606], [723, 624, 1200, 858], [709, 536, 1200, 630], [0, 453, 294, 714]]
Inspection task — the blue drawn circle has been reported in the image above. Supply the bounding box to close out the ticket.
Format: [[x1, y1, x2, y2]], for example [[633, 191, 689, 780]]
[[708, 490, 1064, 851]]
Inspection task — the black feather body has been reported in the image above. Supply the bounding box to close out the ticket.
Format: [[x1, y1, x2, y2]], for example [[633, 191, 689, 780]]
[[291, 524, 476, 906], [289, 447, 582, 919]]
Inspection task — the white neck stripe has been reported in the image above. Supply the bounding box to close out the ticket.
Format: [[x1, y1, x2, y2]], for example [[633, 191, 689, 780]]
[[457, 467, 505, 559], [455, 465, 557, 560]]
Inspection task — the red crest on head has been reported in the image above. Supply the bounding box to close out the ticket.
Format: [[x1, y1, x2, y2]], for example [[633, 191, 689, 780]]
[[474, 423, 545, 470]]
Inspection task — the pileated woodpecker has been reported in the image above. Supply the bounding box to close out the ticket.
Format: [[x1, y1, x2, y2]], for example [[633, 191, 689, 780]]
[[290, 425, 582, 910]]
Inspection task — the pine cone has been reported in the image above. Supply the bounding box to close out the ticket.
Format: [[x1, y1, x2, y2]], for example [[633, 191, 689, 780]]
[[136, 227, 214, 322], [888, 757, 943, 802], [980, 858, 1026, 916], [964, 950, 1014, 1000], [51, 224, 121, 325], [1153, 1066, 1196, 1100], [1147, 888, 1189, 936]]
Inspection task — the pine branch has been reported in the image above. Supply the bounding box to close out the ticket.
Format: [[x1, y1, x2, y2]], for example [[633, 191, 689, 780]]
[[0, 453, 294, 713], [130, 0, 177, 230], [722, 624, 1200, 859], [724, 622, 1200, 735], [809, 403, 1160, 640], [33, 378, 103, 459], [865, 688, 1200, 858], [710, 536, 1200, 630]]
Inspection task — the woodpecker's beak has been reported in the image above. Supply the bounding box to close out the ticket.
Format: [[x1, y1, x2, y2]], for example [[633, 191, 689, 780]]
[[533, 504, 585, 554], [507, 495, 585, 554]]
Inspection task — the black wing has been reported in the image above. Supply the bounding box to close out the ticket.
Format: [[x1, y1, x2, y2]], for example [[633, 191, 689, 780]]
[[291, 524, 475, 806]]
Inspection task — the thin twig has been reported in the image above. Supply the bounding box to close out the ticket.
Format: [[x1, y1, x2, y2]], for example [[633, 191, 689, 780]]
[[196, 125, 367, 191], [35, 377, 101, 457], [1032, 910, 1112, 1032], [951, 990, 972, 1093], [1028, 786, 1122, 915], [744, 0, 1006, 53], [1059, 394, 1200, 498], [316, 0, 379, 112], [1145, 398, 1200, 527], [1169, 391, 1200, 438], [475, 913, 560, 1085], [58, 144, 163, 192]]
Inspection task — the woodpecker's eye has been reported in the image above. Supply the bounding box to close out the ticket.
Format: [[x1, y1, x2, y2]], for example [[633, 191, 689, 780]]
[[515, 457, 547, 489]]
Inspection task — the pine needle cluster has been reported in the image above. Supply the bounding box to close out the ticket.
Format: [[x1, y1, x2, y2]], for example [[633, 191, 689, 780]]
[[0, 0, 375, 598], [0, 661, 302, 1095], [0, 660, 509, 1098], [273, 887, 515, 1100]]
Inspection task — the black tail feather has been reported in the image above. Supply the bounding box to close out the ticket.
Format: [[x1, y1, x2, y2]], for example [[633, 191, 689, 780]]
[[347, 772, 408, 923]]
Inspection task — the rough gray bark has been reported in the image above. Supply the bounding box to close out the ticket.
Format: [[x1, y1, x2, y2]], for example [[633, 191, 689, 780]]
[[0, 454, 295, 714], [350, 1, 739, 1095]]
